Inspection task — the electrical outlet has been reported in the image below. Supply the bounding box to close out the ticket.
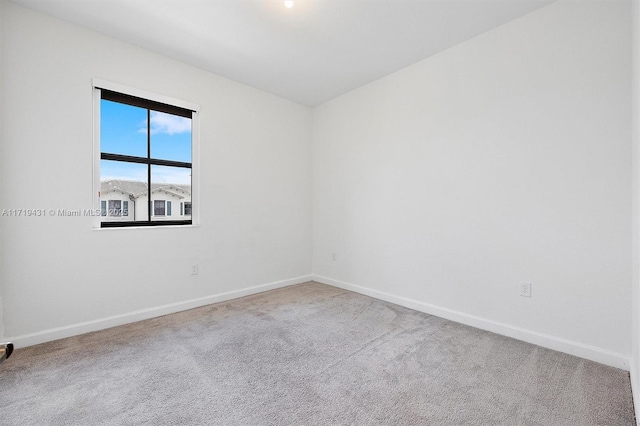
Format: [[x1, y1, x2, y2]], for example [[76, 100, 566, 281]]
[[191, 264, 199, 275], [520, 282, 532, 298]]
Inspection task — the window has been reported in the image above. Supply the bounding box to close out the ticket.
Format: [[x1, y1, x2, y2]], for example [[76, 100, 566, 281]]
[[184, 202, 192, 216], [154, 200, 166, 216], [108, 200, 122, 217], [94, 80, 198, 228]]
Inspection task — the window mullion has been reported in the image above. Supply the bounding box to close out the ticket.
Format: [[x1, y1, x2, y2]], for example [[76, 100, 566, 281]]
[[147, 109, 152, 223], [101, 153, 149, 164]]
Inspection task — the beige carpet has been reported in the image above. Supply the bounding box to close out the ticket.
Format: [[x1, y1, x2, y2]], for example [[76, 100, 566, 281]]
[[0, 282, 635, 425]]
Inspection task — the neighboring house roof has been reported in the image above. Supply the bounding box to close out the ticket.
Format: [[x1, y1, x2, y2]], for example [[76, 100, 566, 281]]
[[101, 187, 135, 197], [101, 180, 191, 199], [151, 187, 187, 200]]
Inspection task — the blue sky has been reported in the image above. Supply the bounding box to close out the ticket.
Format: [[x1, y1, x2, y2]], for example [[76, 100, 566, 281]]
[[100, 100, 192, 185]]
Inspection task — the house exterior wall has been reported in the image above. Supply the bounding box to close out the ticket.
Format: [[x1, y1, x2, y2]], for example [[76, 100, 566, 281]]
[[100, 191, 134, 221], [100, 191, 192, 222]]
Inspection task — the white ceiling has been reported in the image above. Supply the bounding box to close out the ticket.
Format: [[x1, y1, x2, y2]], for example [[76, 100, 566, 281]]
[[10, 0, 554, 106]]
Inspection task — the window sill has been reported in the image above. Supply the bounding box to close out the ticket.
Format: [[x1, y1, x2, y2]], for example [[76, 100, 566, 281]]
[[92, 224, 199, 231]]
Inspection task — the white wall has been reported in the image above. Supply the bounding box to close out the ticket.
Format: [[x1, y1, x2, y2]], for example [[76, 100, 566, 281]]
[[0, 1, 312, 342], [312, 1, 632, 367], [0, 0, 5, 340], [631, 0, 640, 417]]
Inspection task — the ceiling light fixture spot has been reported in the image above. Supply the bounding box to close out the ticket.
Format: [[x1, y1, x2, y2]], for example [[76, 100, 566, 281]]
[[284, 0, 293, 9]]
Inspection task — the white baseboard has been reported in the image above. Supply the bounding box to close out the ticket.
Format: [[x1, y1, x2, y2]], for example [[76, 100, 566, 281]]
[[313, 274, 630, 371], [631, 361, 640, 425], [7, 273, 632, 373], [8, 275, 313, 348]]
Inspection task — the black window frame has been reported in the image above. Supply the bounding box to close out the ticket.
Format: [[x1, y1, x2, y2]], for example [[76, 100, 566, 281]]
[[99, 89, 194, 228]]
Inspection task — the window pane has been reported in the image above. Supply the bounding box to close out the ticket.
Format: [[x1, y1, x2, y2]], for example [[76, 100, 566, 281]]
[[154, 200, 165, 216], [100, 160, 147, 222], [108, 200, 122, 217], [151, 165, 191, 222], [100, 100, 148, 157], [149, 110, 191, 162]]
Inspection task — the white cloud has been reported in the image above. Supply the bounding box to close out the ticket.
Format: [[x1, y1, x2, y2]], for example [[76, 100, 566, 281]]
[[139, 111, 191, 135]]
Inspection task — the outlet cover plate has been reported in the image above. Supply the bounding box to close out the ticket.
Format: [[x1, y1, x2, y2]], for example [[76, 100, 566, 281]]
[[520, 282, 532, 298]]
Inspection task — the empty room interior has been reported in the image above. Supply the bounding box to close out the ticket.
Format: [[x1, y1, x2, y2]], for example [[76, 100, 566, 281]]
[[2, 0, 640, 423]]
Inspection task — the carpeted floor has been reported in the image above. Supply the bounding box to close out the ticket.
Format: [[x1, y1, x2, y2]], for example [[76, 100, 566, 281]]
[[0, 282, 635, 425]]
